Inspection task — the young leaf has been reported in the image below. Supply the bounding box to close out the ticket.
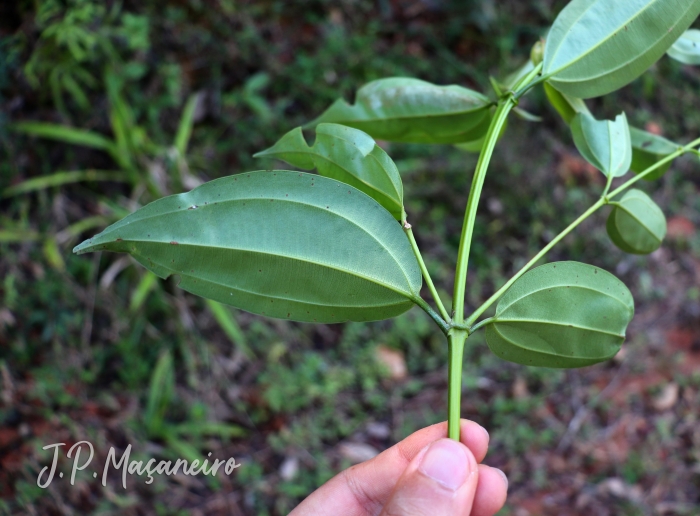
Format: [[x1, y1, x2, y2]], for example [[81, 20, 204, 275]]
[[606, 189, 666, 254], [667, 29, 700, 65], [571, 112, 632, 178], [308, 77, 493, 144], [484, 262, 634, 368], [543, 0, 700, 98], [73, 171, 422, 323], [543, 82, 590, 124], [630, 127, 680, 180], [254, 124, 403, 219]]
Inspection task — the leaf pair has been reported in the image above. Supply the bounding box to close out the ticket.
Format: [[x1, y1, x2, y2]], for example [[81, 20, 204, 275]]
[[544, 84, 680, 180]]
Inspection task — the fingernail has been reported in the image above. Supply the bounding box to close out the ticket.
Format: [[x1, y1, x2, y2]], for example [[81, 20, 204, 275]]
[[496, 468, 509, 490], [419, 439, 474, 491]]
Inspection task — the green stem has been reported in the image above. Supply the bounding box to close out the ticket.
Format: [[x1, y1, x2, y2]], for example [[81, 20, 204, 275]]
[[608, 137, 700, 198], [414, 297, 450, 336], [602, 172, 614, 198], [512, 62, 544, 99], [452, 99, 516, 324], [465, 200, 603, 327], [405, 226, 451, 322], [465, 137, 700, 328], [447, 329, 468, 440]]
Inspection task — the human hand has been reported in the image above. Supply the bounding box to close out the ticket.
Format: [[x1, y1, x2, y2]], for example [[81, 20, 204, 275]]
[[289, 419, 507, 515]]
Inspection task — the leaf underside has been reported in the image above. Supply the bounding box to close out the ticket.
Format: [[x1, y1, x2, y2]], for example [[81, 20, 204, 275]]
[[607, 189, 667, 254], [74, 171, 422, 323], [571, 112, 632, 178], [544, 0, 700, 98], [254, 124, 404, 219], [667, 28, 700, 65], [486, 261, 634, 368], [629, 126, 679, 179], [309, 77, 493, 144]]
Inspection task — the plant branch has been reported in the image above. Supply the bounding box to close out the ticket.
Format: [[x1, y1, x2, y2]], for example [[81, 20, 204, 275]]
[[452, 98, 516, 324], [465, 138, 700, 328], [451, 65, 545, 325], [405, 225, 451, 322]]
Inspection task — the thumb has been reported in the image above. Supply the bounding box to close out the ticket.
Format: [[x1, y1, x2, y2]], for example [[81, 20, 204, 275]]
[[379, 438, 478, 516]]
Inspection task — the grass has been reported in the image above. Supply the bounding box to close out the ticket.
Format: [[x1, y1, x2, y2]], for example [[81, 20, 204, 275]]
[[1, 0, 700, 514]]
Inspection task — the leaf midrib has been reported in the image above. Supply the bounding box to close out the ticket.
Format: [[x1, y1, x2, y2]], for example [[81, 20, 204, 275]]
[[497, 281, 632, 314], [546, 0, 664, 77], [89, 194, 418, 297], [493, 318, 626, 338], [491, 324, 619, 361]]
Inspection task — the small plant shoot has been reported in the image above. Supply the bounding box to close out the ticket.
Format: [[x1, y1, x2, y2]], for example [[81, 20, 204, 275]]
[[64, 0, 700, 477]]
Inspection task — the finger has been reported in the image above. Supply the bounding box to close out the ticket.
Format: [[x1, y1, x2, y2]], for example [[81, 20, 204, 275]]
[[471, 465, 508, 516], [379, 438, 478, 516], [289, 419, 489, 516]]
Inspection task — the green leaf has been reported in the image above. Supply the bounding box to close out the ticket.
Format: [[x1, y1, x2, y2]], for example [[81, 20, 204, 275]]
[[309, 77, 493, 144], [485, 261, 634, 368], [145, 350, 175, 437], [11, 122, 117, 155], [543, 0, 700, 98], [571, 112, 632, 178], [630, 126, 680, 179], [543, 82, 590, 124], [667, 29, 700, 64], [254, 124, 403, 219], [606, 189, 666, 254], [205, 299, 253, 358], [513, 107, 542, 123], [174, 93, 200, 155], [2, 170, 125, 198], [73, 171, 422, 323]]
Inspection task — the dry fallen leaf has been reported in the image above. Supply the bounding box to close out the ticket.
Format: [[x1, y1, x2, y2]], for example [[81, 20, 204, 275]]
[[652, 382, 679, 412], [375, 345, 407, 380]]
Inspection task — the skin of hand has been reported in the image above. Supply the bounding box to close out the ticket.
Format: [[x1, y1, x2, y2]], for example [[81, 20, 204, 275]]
[[289, 419, 508, 516]]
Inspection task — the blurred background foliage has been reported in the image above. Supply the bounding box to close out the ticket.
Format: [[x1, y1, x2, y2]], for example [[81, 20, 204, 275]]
[[1, 0, 700, 514]]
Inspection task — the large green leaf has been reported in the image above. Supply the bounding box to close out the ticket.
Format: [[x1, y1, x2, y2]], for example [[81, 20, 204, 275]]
[[630, 127, 680, 180], [485, 262, 634, 368], [571, 112, 632, 178], [309, 77, 493, 144], [543, 82, 590, 124], [254, 123, 403, 219], [543, 0, 700, 98], [667, 29, 700, 65], [74, 171, 422, 323], [606, 189, 666, 254]]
